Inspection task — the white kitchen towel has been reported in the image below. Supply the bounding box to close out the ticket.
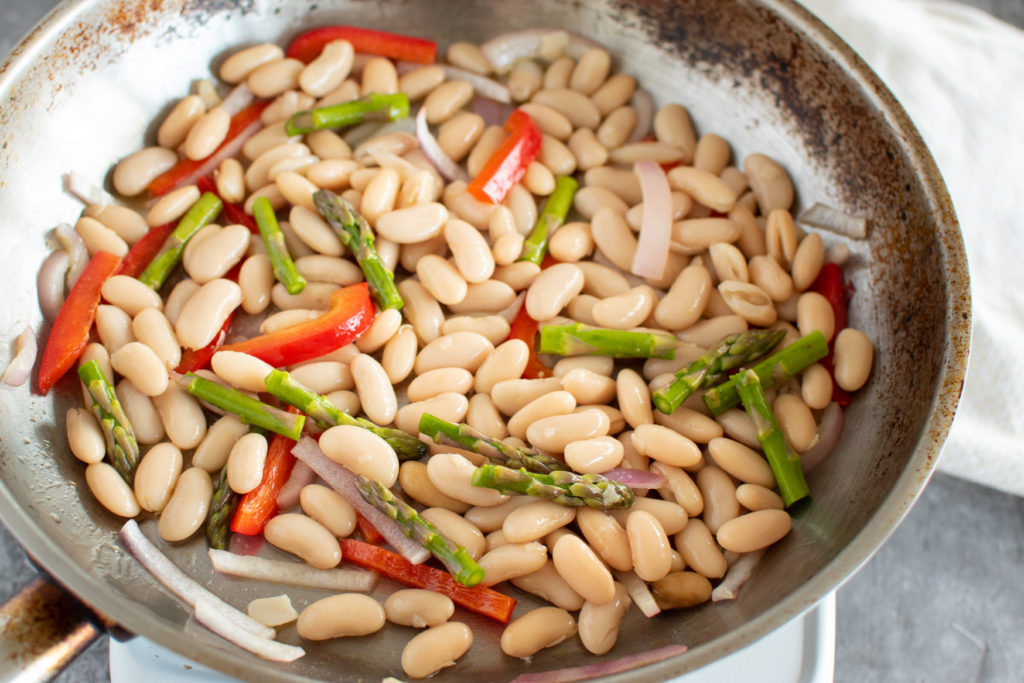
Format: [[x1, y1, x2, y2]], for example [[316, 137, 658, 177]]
[[799, 0, 1024, 496]]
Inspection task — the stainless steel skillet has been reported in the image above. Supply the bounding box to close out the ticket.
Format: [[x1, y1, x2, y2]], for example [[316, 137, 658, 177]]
[[0, 0, 969, 680]]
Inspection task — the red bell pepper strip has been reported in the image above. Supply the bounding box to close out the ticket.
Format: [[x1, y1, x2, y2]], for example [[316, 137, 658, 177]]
[[340, 539, 516, 623], [116, 223, 176, 278], [196, 175, 258, 234], [810, 262, 853, 407], [147, 101, 270, 197], [508, 301, 552, 380], [356, 514, 384, 545], [286, 26, 436, 65], [37, 251, 122, 394], [230, 426, 298, 535], [218, 282, 374, 367], [467, 109, 541, 205]]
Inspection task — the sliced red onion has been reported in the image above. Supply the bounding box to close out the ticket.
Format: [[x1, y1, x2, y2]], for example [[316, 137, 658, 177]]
[[208, 549, 379, 593], [63, 171, 115, 206], [37, 250, 69, 322], [613, 570, 661, 618], [119, 520, 274, 639], [1, 325, 37, 387], [511, 644, 688, 683], [54, 222, 89, 289], [276, 459, 317, 510], [631, 161, 672, 280], [441, 65, 511, 103], [219, 82, 255, 117], [473, 93, 513, 128], [628, 89, 654, 143], [291, 437, 431, 565], [415, 107, 468, 183], [801, 402, 844, 473], [167, 118, 263, 194], [711, 550, 765, 602], [228, 532, 264, 556], [194, 596, 305, 662], [604, 468, 666, 490], [481, 29, 603, 73], [797, 203, 867, 239]]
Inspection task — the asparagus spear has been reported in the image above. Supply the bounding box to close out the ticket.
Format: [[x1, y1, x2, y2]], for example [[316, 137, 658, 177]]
[[702, 331, 829, 415], [285, 93, 411, 136], [264, 368, 427, 461], [418, 413, 566, 474], [519, 175, 579, 265], [733, 369, 809, 507], [538, 322, 678, 359], [252, 196, 306, 295], [138, 192, 223, 290], [313, 190, 403, 311], [355, 475, 484, 586], [178, 372, 305, 440], [78, 359, 139, 484], [206, 465, 238, 550], [652, 328, 787, 415], [471, 464, 634, 509]]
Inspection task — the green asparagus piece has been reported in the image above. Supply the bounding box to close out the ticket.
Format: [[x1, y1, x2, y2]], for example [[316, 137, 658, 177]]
[[206, 465, 238, 550], [252, 196, 306, 295], [471, 464, 634, 509], [733, 369, 809, 507], [538, 322, 678, 359], [702, 331, 829, 415], [652, 329, 787, 415], [138, 192, 223, 290], [519, 175, 579, 265], [285, 93, 411, 136], [78, 359, 139, 484], [417, 413, 566, 474], [356, 475, 484, 586], [263, 368, 427, 461], [313, 189, 403, 311], [178, 372, 305, 440]]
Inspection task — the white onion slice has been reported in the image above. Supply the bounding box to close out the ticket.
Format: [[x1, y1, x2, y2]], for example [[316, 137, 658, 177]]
[[415, 107, 468, 183], [604, 467, 666, 490], [276, 459, 317, 510], [209, 549, 379, 593], [613, 569, 661, 618], [481, 29, 603, 73], [193, 596, 305, 663], [628, 89, 654, 143], [291, 437, 431, 565], [797, 203, 867, 239], [631, 161, 672, 279], [119, 520, 274, 639], [165, 118, 263, 195], [712, 550, 765, 602], [1, 325, 37, 387], [37, 250, 69, 322], [63, 171, 115, 206], [218, 82, 255, 117], [510, 644, 688, 683], [801, 402, 844, 473], [54, 222, 89, 289], [441, 65, 512, 104]]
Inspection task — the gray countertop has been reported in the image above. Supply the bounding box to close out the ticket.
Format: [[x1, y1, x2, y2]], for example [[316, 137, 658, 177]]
[[2, 1, 1023, 681]]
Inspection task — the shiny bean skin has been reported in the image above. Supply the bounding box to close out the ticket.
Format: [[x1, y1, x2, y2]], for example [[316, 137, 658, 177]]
[[537, 134, 577, 177], [116, 380, 166, 445], [748, 254, 794, 303], [577, 581, 631, 655], [297, 594, 385, 640], [220, 43, 283, 83], [489, 377, 562, 416], [264, 513, 341, 569], [158, 94, 205, 149], [101, 275, 162, 318], [473, 339, 528, 396], [576, 507, 632, 572], [717, 509, 792, 553], [396, 392, 470, 437], [437, 111, 484, 163], [650, 462, 704, 517], [676, 315, 749, 349], [707, 437, 776, 488], [651, 571, 713, 610], [800, 362, 834, 410], [543, 57, 574, 90], [65, 408, 105, 464], [715, 408, 761, 449], [791, 232, 825, 291], [349, 354, 397, 425], [83, 204, 149, 244], [592, 286, 655, 330], [507, 59, 543, 101], [525, 263, 584, 321], [210, 350, 275, 393], [518, 102, 572, 140], [401, 621, 473, 679], [299, 39, 354, 97], [744, 153, 794, 213], [630, 424, 701, 468], [246, 58, 304, 99], [652, 407, 724, 444], [675, 518, 726, 579], [184, 107, 230, 160], [465, 393, 507, 440], [76, 217, 128, 257], [510, 564, 585, 612], [503, 501, 576, 544], [500, 607, 577, 659], [667, 166, 738, 213], [718, 280, 777, 327], [774, 394, 817, 452], [385, 588, 455, 630], [320, 424, 398, 487], [574, 186, 629, 219], [626, 510, 673, 582], [564, 436, 624, 474], [110, 342, 168, 397], [507, 390, 577, 441], [381, 324, 418, 384], [427, 452, 506, 507], [653, 104, 697, 163], [735, 483, 785, 511], [445, 218, 494, 283], [547, 221, 593, 262], [147, 184, 201, 227], [696, 466, 740, 534], [157, 467, 212, 542], [446, 280, 517, 314], [477, 541, 548, 587], [420, 507, 485, 560], [596, 105, 637, 149], [609, 141, 685, 166], [833, 328, 874, 391], [501, 182, 538, 234], [133, 442, 183, 513], [175, 279, 241, 350], [113, 147, 178, 197], [360, 57, 399, 95], [796, 291, 836, 342], [299, 484, 356, 538], [442, 316, 511, 347], [416, 254, 467, 305], [86, 462, 140, 518], [407, 367, 473, 403], [591, 73, 636, 116], [414, 331, 494, 375], [531, 89, 601, 129], [400, 461, 472, 514], [526, 409, 610, 453], [294, 255, 362, 288], [398, 279, 444, 343], [568, 128, 608, 171], [552, 533, 616, 605], [399, 65, 446, 101], [616, 369, 653, 429], [590, 207, 638, 272], [226, 432, 268, 494], [238, 254, 274, 315], [184, 224, 250, 283], [424, 80, 474, 124]]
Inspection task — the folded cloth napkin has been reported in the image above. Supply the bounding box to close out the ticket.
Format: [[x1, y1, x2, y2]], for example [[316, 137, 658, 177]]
[[799, 0, 1024, 496]]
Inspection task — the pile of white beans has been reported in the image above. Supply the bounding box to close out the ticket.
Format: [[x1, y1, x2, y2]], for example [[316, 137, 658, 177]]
[[54, 29, 876, 678]]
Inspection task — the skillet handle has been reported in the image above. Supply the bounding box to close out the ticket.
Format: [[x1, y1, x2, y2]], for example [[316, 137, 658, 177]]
[[0, 574, 104, 683]]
